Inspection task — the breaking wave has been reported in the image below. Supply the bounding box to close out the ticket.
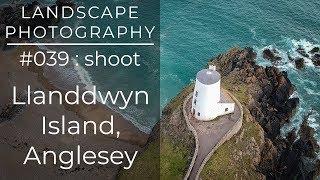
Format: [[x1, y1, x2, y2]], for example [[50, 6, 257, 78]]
[[254, 38, 320, 140]]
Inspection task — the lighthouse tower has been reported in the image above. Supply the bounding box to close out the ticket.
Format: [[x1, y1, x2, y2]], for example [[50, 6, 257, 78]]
[[191, 65, 235, 121]]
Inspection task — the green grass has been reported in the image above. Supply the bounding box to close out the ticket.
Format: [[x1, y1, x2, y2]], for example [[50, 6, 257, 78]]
[[160, 137, 190, 180], [118, 135, 191, 180], [201, 82, 264, 179], [222, 77, 248, 105], [160, 83, 195, 179], [200, 110, 263, 180], [119, 83, 195, 180], [118, 139, 160, 180]]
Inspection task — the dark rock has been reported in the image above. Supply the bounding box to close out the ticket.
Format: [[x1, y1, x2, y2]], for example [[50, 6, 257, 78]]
[[281, 98, 299, 122], [312, 54, 320, 66], [296, 46, 309, 58], [214, 48, 296, 139], [239, 47, 257, 60], [297, 116, 319, 158], [259, 138, 278, 175], [263, 48, 282, 62], [294, 58, 305, 69], [309, 47, 319, 54], [276, 113, 320, 179], [212, 47, 319, 179], [286, 128, 297, 146]]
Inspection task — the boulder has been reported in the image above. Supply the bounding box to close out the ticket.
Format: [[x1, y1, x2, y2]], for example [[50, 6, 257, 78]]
[[286, 128, 297, 146], [296, 47, 309, 58], [312, 54, 320, 66], [309, 47, 319, 54], [294, 58, 304, 69], [263, 48, 282, 62], [297, 116, 320, 158]]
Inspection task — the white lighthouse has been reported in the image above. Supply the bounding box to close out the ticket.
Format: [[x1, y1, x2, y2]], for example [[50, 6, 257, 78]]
[[191, 65, 235, 121]]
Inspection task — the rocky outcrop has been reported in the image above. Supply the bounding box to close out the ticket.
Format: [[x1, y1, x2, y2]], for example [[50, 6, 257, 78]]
[[273, 112, 320, 179], [288, 46, 320, 67], [297, 46, 310, 58], [295, 58, 305, 69], [212, 47, 298, 139], [309, 47, 319, 54], [263, 48, 282, 62], [258, 138, 278, 174], [312, 54, 320, 66], [210, 47, 319, 179]]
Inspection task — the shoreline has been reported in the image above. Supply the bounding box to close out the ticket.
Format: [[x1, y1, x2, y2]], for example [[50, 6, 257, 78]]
[[0, 45, 149, 178], [6, 45, 149, 144], [38, 44, 154, 134]]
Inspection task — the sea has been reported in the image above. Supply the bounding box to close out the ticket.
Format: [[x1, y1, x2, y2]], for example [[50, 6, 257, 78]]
[[1, 0, 319, 139], [160, 0, 320, 139]]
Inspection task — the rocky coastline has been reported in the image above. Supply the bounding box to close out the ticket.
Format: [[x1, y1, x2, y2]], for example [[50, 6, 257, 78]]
[[145, 47, 320, 179], [263, 46, 320, 68], [2, 1, 319, 179], [211, 47, 319, 179]]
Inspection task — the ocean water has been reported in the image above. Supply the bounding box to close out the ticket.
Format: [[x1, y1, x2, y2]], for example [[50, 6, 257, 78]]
[[161, 0, 320, 139], [1, 0, 319, 138], [59, 0, 161, 133], [0, 0, 160, 133]]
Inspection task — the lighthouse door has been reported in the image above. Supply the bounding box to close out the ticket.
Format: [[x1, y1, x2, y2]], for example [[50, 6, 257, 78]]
[[192, 108, 195, 116]]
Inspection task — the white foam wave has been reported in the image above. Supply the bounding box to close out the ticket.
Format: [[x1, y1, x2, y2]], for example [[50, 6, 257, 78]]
[[71, 57, 152, 133], [290, 39, 319, 67], [291, 39, 317, 52], [305, 87, 320, 96], [256, 38, 320, 71], [289, 91, 299, 99], [256, 38, 320, 141], [308, 111, 320, 129], [71, 57, 94, 91]]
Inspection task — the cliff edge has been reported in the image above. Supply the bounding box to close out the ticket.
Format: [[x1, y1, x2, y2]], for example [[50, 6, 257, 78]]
[[203, 47, 319, 179]]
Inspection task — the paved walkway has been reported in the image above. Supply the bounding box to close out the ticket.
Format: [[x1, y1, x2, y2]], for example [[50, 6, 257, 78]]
[[184, 89, 242, 180]]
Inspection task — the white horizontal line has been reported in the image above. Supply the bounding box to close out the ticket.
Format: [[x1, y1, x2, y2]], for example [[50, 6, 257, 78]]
[[7, 42, 155, 46]]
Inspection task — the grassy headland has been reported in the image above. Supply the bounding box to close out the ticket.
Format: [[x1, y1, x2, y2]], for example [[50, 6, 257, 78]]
[[119, 84, 195, 179]]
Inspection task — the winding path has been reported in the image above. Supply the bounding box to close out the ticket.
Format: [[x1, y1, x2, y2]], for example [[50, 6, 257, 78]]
[[183, 89, 243, 180]]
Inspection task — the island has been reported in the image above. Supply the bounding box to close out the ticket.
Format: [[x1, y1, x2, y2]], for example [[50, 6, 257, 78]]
[[120, 47, 320, 180]]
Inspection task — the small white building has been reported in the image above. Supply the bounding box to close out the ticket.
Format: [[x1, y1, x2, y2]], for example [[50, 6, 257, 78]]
[[191, 65, 235, 121]]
